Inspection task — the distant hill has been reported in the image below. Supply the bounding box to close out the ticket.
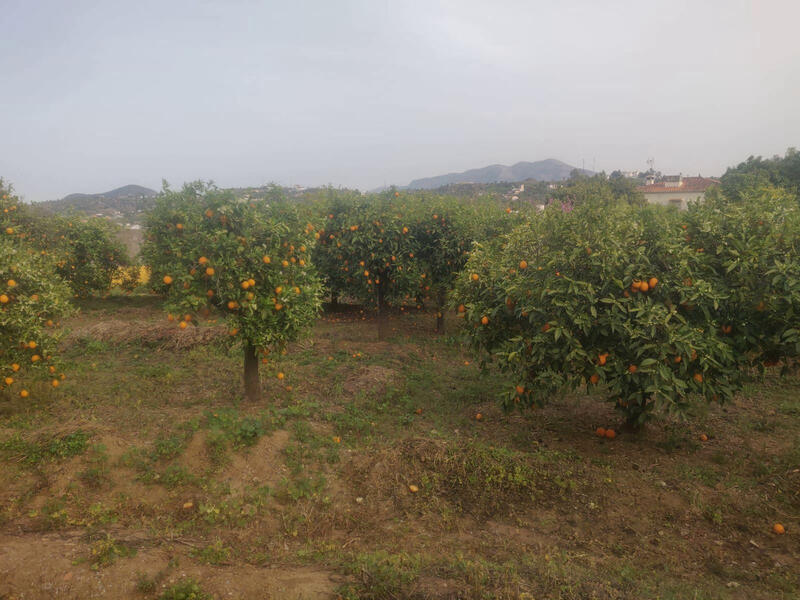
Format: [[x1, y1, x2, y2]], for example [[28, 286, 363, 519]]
[[407, 158, 591, 189], [39, 185, 158, 223], [60, 184, 157, 204]]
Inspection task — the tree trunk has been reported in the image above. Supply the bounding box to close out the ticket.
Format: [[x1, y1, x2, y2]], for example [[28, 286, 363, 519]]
[[435, 289, 446, 333], [243, 342, 260, 402], [330, 290, 339, 309]]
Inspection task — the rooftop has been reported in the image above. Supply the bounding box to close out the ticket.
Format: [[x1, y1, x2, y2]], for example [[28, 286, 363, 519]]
[[638, 176, 719, 193]]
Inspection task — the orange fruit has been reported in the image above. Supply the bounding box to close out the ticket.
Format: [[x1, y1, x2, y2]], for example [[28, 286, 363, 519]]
[[179, 321, 188, 329], [28, 341, 36, 349], [227, 301, 237, 310], [605, 429, 616, 439], [631, 280, 642, 290], [51, 379, 59, 388], [277, 372, 284, 380], [241, 280, 250, 289], [163, 275, 173, 285], [7, 279, 16, 287], [699, 434, 708, 442], [262, 255, 271, 264], [248, 278, 255, 287], [0, 294, 8, 304], [674, 356, 682, 363], [639, 282, 649, 293], [649, 277, 658, 288], [408, 484, 419, 493], [589, 374, 599, 385], [198, 256, 208, 265], [598, 353, 608, 366], [628, 365, 638, 374], [515, 385, 525, 395], [282, 260, 289, 267], [596, 427, 606, 437], [519, 260, 528, 269], [773, 523, 785, 535], [11, 364, 19, 372], [693, 373, 703, 383], [542, 323, 550, 332], [457, 304, 466, 313], [480, 316, 489, 325], [19, 389, 29, 398], [3, 377, 12, 386], [475, 413, 483, 421], [205, 267, 215, 276], [471, 273, 479, 282]]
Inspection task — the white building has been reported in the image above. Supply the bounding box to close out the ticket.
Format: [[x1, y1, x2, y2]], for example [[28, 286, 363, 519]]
[[638, 175, 719, 210]]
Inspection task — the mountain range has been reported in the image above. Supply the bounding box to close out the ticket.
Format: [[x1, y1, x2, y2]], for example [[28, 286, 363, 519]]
[[407, 158, 590, 189]]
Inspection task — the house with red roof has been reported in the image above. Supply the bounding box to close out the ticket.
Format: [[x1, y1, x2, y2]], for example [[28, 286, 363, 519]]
[[637, 175, 719, 209]]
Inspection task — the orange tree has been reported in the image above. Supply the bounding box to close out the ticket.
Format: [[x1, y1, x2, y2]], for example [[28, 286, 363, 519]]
[[452, 198, 741, 428], [308, 189, 359, 306], [313, 190, 521, 334], [50, 216, 129, 297], [683, 185, 800, 370], [406, 196, 515, 332], [1, 180, 72, 400], [312, 191, 420, 337], [2, 195, 129, 297], [142, 182, 323, 401]]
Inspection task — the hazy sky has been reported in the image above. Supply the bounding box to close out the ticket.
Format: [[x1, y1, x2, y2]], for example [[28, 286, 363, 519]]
[[2, 0, 799, 201]]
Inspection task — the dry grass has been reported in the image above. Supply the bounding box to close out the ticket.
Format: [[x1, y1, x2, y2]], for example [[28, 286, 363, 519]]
[[62, 319, 228, 350]]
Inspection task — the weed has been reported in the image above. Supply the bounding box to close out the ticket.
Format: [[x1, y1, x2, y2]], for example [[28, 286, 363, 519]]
[[89, 534, 136, 568], [135, 572, 158, 593], [191, 539, 232, 565], [338, 551, 420, 599], [158, 578, 214, 600]]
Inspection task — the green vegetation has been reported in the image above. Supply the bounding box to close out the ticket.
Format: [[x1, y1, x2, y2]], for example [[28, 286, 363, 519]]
[[452, 183, 800, 426], [1, 159, 799, 598], [142, 181, 324, 400]]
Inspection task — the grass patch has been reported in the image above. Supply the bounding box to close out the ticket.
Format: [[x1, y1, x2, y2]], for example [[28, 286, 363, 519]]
[[0, 430, 90, 466]]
